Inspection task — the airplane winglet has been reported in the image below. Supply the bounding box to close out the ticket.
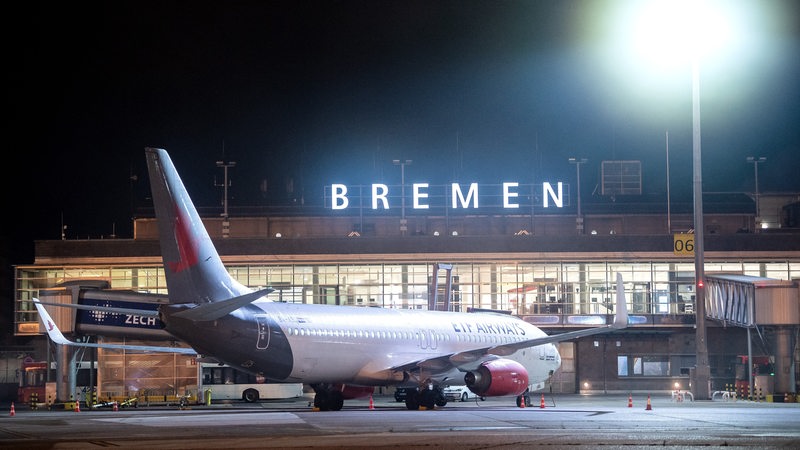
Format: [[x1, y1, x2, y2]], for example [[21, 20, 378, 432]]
[[613, 272, 629, 329], [32, 298, 73, 345]]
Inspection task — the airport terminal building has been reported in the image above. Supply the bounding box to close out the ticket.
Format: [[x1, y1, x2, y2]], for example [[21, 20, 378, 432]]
[[11, 176, 800, 403]]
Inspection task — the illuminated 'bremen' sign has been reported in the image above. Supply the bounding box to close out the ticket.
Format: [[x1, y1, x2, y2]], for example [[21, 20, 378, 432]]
[[327, 182, 567, 211]]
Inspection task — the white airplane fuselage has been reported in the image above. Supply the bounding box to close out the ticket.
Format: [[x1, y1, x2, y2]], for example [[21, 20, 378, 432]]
[[162, 299, 561, 388]]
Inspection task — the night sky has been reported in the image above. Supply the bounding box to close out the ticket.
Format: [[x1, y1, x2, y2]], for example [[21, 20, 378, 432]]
[[4, 0, 799, 263]]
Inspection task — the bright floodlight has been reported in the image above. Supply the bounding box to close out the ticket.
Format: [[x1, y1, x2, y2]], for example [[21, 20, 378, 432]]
[[632, 0, 731, 67]]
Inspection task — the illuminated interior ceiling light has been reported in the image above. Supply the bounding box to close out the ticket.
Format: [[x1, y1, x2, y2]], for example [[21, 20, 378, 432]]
[[451, 231, 458, 236], [274, 233, 282, 238], [433, 231, 440, 236]]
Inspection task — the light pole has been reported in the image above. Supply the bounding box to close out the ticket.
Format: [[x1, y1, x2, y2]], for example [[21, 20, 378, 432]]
[[746, 156, 766, 230], [393, 159, 412, 236], [569, 157, 587, 234], [620, 0, 739, 401], [666, 131, 672, 233], [216, 159, 236, 238], [690, 54, 711, 400]]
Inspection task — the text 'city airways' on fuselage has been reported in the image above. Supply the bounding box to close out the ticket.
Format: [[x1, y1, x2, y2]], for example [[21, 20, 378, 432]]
[[328, 181, 568, 211]]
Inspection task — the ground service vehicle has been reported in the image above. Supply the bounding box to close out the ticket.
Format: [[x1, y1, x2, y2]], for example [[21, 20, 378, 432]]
[[201, 363, 303, 402], [17, 359, 47, 406], [394, 387, 414, 402]]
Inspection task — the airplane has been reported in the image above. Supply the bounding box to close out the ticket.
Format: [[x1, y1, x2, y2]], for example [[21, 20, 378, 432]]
[[34, 147, 629, 411]]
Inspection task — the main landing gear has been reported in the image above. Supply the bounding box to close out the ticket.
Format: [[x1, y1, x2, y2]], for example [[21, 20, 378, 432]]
[[311, 385, 344, 411], [404, 386, 448, 410]]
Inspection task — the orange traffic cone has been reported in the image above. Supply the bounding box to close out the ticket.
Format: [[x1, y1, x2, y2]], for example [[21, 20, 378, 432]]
[[628, 394, 633, 408], [369, 395, 374, 410], [539, 394, 546, 409], [74, 401, 81, 413], [645, 395, 652, 411], [9, 402, 15, 417]]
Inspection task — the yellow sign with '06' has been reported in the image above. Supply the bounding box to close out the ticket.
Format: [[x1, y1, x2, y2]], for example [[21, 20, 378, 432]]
[[673, 234, 695, 256]]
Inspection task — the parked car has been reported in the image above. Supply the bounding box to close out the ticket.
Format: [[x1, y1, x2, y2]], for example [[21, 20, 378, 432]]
[[394, 387, 416, 402], [442, 385, 484, 402]]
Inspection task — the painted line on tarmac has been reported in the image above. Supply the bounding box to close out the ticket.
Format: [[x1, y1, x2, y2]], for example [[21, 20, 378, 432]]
[[93, 412, 304, 427], [423, 426, 526, 431]]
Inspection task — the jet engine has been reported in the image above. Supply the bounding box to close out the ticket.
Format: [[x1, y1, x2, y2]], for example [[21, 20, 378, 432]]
[[464, 359, 529, 397]]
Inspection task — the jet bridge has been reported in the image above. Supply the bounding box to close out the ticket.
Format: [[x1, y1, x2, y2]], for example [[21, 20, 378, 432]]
[[37, 283, 179, 404], [705, 274, 799, 396]]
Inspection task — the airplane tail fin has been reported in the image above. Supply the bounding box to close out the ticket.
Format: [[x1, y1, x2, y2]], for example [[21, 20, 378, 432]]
[[145, 148, 250, 304]]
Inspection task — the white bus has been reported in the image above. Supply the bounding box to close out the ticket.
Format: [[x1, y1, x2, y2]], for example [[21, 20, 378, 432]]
[[200, 363, 303, 403]]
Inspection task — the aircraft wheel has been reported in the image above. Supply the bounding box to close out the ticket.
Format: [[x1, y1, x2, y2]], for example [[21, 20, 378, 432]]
[[314, 391, 329, 411], [328, 390, 344, 411], [420, 388, 437, 410], [434, 391, 448, 407], [405, 391, 420, 410]]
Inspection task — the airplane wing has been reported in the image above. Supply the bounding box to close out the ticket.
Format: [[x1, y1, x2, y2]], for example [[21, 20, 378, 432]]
[[33, 299, 198, 355], [390, 272, 629, 373]]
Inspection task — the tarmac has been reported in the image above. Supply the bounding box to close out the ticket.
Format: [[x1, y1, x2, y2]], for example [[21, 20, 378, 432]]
[[2, 392, 799, 449]]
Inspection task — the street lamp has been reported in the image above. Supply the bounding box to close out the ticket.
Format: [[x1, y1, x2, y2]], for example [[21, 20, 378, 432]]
[[568, 157, 588, 235], [625, 1, 735, 401], [393, 159, 412, 236], [689, 53, 712, 400], [746, 156, 767, 230], [216, 159, 236, 218], [216, 159, 236, 239]]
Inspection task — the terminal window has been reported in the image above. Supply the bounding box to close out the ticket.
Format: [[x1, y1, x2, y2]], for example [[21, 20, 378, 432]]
[[617, 355, 670, 377]]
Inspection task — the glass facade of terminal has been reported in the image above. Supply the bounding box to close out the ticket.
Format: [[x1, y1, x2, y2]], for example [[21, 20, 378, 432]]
[[15, 259, 800, 333]]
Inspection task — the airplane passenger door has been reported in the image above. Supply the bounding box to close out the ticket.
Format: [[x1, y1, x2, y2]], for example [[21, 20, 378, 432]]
[[255, 314, 270, 350], [418, 329, 438, 350]]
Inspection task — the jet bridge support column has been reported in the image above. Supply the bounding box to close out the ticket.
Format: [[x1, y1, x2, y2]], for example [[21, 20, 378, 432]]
[[54, 344, 79, 404], [773, 327, 797, 394]]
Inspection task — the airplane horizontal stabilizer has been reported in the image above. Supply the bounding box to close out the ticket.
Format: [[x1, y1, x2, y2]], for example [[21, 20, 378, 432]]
[[171, 288, 274, 321], [32, 299, 197, 355]]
